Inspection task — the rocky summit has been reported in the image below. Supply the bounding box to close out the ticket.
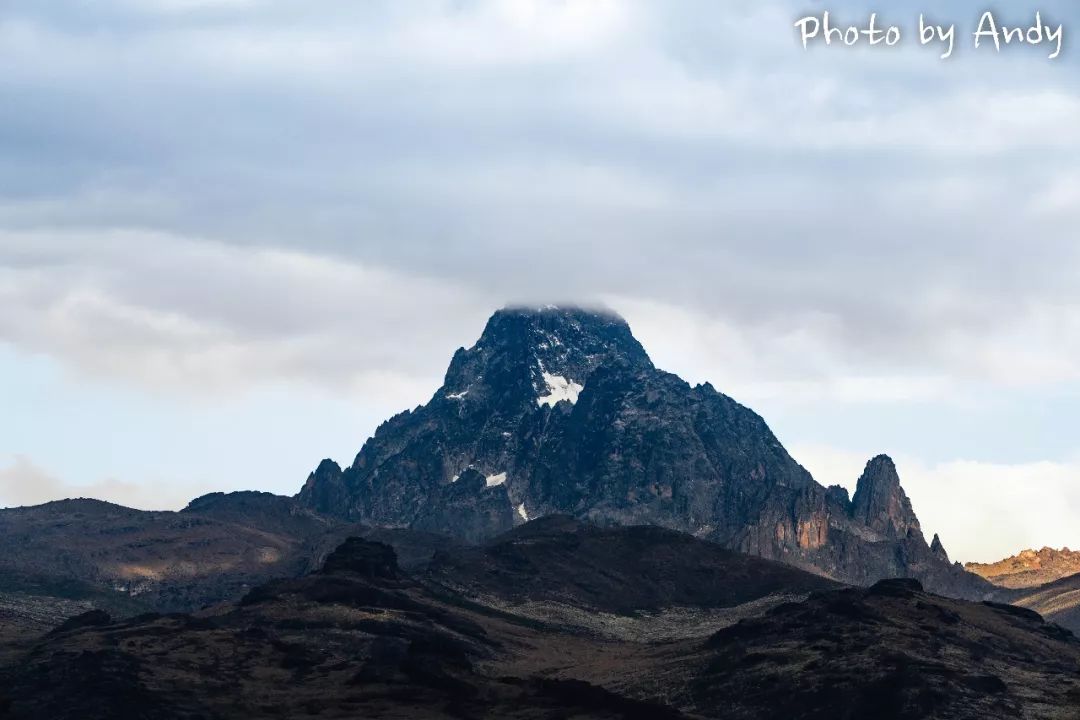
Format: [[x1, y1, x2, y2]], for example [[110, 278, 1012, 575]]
[[298, 306, 987, 597], [968, 547, 1080, 589]]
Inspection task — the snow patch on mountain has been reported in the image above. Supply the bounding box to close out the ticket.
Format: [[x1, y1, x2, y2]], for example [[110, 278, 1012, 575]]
[[486, 472, 507, 488], [537, 373, 583, 407]]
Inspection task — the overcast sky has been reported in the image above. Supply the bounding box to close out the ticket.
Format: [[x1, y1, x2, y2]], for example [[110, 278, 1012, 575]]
[[1, 0, 1078, 563]]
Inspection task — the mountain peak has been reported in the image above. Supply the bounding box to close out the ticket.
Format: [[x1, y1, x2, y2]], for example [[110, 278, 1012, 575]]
[[494, 303, 623, 318], [850, 454, 922, 539], [930, 533, 950, 562], [476, 305, 644, 357], [440, 305, 652, 412], [865, 453, 898, 474], [297, 308, 979, 596]]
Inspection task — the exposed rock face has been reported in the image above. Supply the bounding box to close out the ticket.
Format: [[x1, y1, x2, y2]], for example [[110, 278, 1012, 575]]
[[297, 460, 349, 519], [931, 534, 950, 563], [298, 306, 988, 597], [850, 455, 920, 538], [968, 547, 1080, 589], [978, 548, 1080, 633], [411, 470, 515, 544], [299, 307, 654, 534]]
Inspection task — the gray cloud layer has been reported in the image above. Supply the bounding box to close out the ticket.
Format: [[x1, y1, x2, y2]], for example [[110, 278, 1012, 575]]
[[1, 0, 1079, 398]]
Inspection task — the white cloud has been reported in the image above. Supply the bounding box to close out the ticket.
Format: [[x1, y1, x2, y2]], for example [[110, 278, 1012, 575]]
[[793, 443, 1080, 564], [1034, 172, 1080, 214], [612, 296, 1080, 405], [5, 228, 1078, 411], [0, 230, 491, 401]]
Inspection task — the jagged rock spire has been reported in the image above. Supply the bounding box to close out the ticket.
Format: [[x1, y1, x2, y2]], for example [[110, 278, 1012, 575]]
[[850, 455, 922, 539], [298, 459, 346, 516], [930, 533, 950, 563]]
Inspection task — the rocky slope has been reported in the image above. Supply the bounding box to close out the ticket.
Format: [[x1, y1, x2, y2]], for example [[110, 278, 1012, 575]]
[[992, 573, 1080, 636], [0, 491, 468, 651], [298, 306, 988, 598], [693, 578, 1080, 720], [0, 493, 373, 639], [966, 548, 1080, 635], [425, 516, 840, 640], [1, 527, 1076, 720], [968, 547, 1080, 589]]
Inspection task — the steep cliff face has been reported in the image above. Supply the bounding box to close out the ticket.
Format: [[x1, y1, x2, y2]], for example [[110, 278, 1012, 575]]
[[931, 534, 950, 563], [298, 306, 988, 597], [729, 454, 976, 594], [850, 455, 921, 538], [410, 469, 515, 544], [300, 308, 652, 530]]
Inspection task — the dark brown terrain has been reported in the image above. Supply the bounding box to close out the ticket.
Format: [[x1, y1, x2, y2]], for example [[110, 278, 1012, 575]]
[[425, 516, 840, 639], [0, 492, 459, 651], [1, 522, 1077, 720], [695, 579, 1080, 720], [994, 573, 1080, 638], [966, 548, 1080, 636], [0, 494, 352, 616]]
